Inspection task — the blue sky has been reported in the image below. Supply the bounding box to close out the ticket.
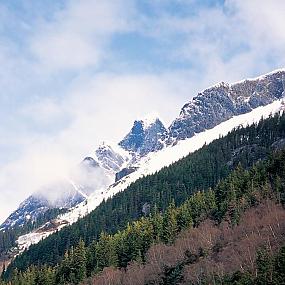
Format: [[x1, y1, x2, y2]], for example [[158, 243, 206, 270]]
[[0, 0, 285, 222]]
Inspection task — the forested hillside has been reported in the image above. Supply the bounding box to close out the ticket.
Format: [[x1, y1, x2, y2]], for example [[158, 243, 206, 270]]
[[2, 112, 285, 284], [82, 202, 285, 285], [2, 135, 285, 284]]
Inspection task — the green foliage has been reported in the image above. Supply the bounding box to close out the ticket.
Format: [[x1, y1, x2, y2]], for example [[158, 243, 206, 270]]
[[56, 240, 86, 284], [162, 201, 178, 243], [3, 112, 285, 284], [274, 247, 285, 285]]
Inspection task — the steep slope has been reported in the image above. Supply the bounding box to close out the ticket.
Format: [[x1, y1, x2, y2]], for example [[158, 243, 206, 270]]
[[1, 69, 285, 258], [0, 117, 167, 232], [169, 69, 285, 140], [4, 69, 284, 252], [0, 191, 79, 232], [7, 111, 285, 275], [93, 142, 131, 173], [0, 144, 128, 232], [4, 134, 285, 284], [75, 69, 285, 229], [68, 98, 284, 226], [119, 116, 168, 157], [82, 203, 285, 285]]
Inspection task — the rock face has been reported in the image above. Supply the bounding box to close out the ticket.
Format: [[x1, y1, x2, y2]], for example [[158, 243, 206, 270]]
[[94, 143, 129, 173], [169, 70, 285, 141], [0, 157, 106, 231], [119, 117, 168, 156], [81, 157, 100, 168], [115, 167, 139, 182], [0, 196, 50, 230]]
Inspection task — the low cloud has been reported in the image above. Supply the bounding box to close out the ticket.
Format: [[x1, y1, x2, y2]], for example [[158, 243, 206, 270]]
[[0, 72, 191, 222], [1, 0, 285, 223]]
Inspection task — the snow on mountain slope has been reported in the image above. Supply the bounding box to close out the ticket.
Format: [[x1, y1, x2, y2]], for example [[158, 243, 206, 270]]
[[0, 143, 127, 232], [169, 69, 285, 141], [16, 98, 285, 252], [5, 69, 284, 234], [93, 142, 131, 174], [107, 98, 285, 196], [0, 180, 86, 231]]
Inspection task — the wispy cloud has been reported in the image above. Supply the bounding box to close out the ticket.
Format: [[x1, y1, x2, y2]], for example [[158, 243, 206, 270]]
[[30, 0, 136, 71], [0, 0, 285, 222]]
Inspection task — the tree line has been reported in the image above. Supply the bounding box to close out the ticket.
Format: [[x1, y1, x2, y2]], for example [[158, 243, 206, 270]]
[[2, 139, 285, 284], [2, 112, 285, 283]]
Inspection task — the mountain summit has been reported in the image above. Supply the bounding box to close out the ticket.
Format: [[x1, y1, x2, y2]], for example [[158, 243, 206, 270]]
[[169, 69, 285, 140], [119, 116, 168, 156]]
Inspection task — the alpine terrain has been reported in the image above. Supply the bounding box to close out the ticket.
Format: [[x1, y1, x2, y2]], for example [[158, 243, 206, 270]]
[[1, 69, 285, 285]]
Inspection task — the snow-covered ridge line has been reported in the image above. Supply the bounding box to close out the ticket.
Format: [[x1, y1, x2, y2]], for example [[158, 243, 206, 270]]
[[107, 99, 284, 197], [204, 68, 285, 91], [16, 98, 284, 252], [230, 68, 285, 86]]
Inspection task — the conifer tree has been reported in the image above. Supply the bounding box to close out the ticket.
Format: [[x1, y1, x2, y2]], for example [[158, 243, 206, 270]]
[[162, 200, 178, 243], [73, 239, 87, 283], [256, 248, 274, 285]]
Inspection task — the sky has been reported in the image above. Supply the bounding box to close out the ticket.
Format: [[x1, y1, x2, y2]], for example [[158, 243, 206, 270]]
[[0, 0, 285, 223]]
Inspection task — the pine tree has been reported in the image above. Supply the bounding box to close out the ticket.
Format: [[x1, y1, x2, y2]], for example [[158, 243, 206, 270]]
[[73, 239, 87, 283], [151, 205, 163, 242], [96, 232, 117, 270], [162, 201, 178, 243], [274, 246, 285, 285], [177, 203, 193, 231], [256, 248, 274, 285]]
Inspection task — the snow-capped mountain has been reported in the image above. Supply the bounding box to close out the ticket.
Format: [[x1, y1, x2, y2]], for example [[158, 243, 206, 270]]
[[169, 69, 285, 140], [119, 117, 168, 157], [93, 142, 131, 173], [2, 68, 285, 252], [0, 145, 126, 231], [0, 182, 86, 231]]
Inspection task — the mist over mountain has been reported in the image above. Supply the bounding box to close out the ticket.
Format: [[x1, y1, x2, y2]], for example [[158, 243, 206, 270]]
[[1, 69, 284, 234]]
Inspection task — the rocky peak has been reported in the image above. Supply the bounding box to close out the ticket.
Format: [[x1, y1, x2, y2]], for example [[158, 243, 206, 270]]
[[94, 142, 129, 173], [119, 117, 168, 156], [169, 69, 285, 141]]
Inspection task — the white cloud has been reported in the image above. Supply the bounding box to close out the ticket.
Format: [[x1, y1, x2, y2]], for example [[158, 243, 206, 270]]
[[30, 0, 135, 70], [139, 0, 285, 84], [1, 0, 285, 223], [21, 97, 66, 125], [0, 71, 193, 222]]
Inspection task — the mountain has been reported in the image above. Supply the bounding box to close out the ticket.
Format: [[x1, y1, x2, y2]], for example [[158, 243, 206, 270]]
[[0, 181, 87, 232], [119, 117, 168, 157], [0, 146, 121, 232], [169, 69, 285, 140], [0, 118, 169, 252], [93, 142, 130, 173], [1, 68, 284, 253], [4, 109, 285, 284]]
